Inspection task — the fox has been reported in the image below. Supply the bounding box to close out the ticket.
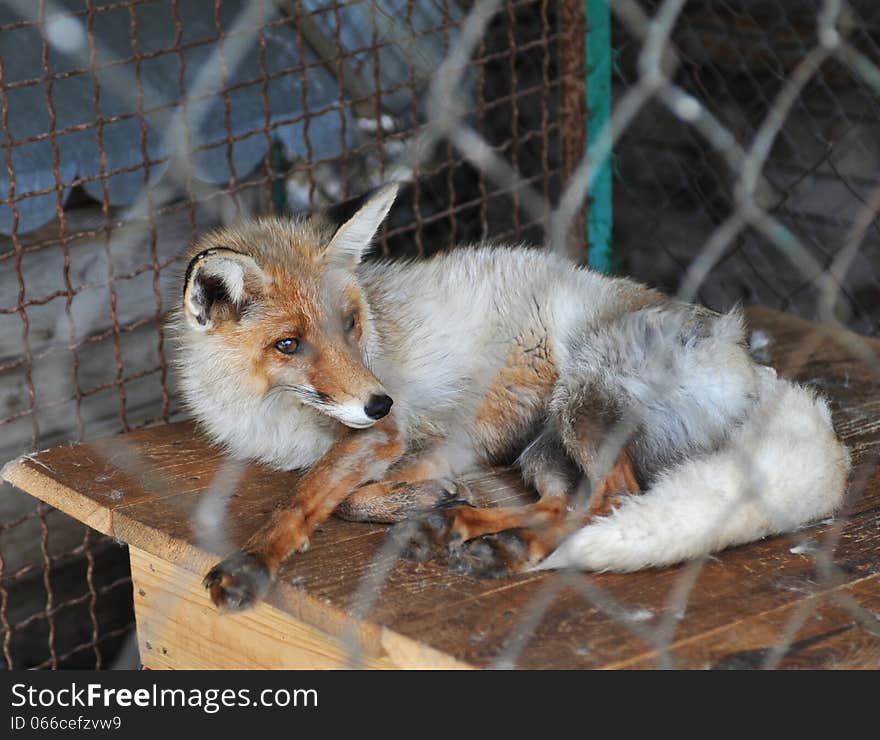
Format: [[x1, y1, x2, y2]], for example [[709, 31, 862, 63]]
[[172, 183, 851, 612]]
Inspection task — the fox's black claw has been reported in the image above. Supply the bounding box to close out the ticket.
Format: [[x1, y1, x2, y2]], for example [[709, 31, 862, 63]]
[[408, 478, 474, 510], [203, 551, 272, 612], [434, 496, 474, 510]]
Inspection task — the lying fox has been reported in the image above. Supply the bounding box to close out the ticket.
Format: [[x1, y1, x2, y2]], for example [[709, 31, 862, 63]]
[[173, 184, 850, 611]]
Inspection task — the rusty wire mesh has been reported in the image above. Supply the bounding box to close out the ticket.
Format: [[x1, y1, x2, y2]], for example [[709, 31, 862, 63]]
[[0, 0, 577, 669], [1, 0, 879, 670]]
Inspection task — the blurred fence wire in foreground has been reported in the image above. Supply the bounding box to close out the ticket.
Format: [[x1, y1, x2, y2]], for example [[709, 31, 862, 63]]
[[1, 0, 879, 668]]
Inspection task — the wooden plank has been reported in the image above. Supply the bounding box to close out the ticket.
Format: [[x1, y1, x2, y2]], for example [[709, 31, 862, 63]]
[[613, 576, 880, 669], [390, 498, 880, 669], [1, 423, 225, 535], [132, 547, 411, 670], [3, 306, 880, 669], [113, 471, 541, 660]]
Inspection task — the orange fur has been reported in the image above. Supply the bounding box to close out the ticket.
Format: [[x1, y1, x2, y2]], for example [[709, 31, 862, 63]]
[[475, 326, 557, 458], [243, 416, 405, 573]]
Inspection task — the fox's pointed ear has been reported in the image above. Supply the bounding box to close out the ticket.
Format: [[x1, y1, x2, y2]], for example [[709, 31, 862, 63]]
[[322, 183, 398, 267], [182, 248, 267, 331]]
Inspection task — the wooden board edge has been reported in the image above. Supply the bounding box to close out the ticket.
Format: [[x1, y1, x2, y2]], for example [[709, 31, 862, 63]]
[[130, 547, 394, 670], [130, 547, 472, 670], [113, 505, 396, 658], [377, 627, 473, 670], [1, 455, 113, 535], [117, 514, 475, 670]]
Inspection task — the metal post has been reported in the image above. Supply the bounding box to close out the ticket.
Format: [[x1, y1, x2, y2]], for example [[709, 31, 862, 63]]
[[585, 0, 613, 273]]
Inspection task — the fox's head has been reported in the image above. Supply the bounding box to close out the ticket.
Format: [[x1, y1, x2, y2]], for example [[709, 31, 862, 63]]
[[174, 185, 398, 464]]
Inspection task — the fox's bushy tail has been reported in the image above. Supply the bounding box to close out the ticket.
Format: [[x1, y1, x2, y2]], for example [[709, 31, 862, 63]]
[[535, 369, 851, 573]]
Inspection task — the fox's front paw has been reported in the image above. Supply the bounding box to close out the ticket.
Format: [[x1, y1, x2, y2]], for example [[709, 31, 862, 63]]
[[203, 551, 272, 611]]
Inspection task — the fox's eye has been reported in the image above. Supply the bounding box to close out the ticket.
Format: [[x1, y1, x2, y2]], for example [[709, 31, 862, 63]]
[[344, 311, 358, 334], [274, 338, 300, 355]]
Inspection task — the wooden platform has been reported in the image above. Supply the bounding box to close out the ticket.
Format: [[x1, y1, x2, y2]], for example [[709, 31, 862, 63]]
[[3, 307, 880, 669]]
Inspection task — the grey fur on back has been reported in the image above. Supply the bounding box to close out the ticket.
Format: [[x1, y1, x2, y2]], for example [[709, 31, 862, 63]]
[[551, 304, 758, 483]]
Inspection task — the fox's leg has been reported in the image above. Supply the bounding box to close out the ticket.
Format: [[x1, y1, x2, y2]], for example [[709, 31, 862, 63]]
[[334, 448, 474, 523], [392, 424, 640, 565], [204, 416, 404, 610], [394, 496, 569, 564], [446, 408, 643, 577], [448, 484, 637, 577]]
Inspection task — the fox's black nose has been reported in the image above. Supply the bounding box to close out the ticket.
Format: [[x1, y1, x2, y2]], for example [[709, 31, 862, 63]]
[[364, 394, 393, 420]]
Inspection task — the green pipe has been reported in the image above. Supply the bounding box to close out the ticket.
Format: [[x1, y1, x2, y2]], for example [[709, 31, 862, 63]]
[[585, 0, 614, 273]]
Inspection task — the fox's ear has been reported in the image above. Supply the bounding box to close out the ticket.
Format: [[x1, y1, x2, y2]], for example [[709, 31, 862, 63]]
[[182, 248, 267, 331], [322, 183, 398, 268]]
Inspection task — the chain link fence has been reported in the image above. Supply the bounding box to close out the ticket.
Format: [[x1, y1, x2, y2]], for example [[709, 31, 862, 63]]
[[1, 0, 878, 669], [614, 0, 880, 334]]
